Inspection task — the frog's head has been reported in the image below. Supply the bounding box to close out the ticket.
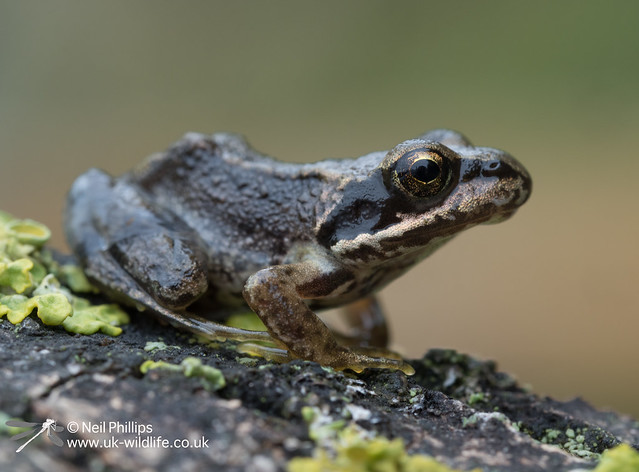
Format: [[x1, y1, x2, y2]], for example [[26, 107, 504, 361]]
[[318, 130, 532, 265]]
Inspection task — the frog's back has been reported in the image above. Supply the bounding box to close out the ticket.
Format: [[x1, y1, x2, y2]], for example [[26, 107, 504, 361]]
[[128, 133, 339, 280]]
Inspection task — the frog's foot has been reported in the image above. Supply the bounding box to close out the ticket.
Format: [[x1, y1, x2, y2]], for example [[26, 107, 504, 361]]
[[237, 342, 415, 375], [311, 346, 415, 375], [347, 346, 415, 374], [331, 349, 415, 375], [348, 344, 404, 361], [236, 343, 291, 364]]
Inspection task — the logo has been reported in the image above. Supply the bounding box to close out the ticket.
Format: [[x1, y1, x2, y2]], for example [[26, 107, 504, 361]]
[[6, 418, 64, 453]]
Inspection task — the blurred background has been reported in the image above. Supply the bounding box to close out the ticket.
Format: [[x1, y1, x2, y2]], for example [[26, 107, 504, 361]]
[[1, 1, 637, 418]]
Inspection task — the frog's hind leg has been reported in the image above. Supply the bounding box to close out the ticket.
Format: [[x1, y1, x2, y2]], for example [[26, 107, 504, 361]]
[[67, 168, 209, 310], [339, 296, 389, 348], [65, 169, 272, 344]]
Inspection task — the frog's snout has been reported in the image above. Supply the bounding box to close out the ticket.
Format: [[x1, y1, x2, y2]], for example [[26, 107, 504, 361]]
[[482, 153, 532, 209]]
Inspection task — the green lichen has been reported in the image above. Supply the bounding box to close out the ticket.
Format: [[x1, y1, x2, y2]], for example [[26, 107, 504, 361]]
[[301, 406, 347, 444], [144, 341, 180, 352], [0, 292, 71, 325], [4, 217, 51, 246], [140, 359, 180, 374], [140, 357, 226, 391], [467, 392, 487, 406], [293, 406, 480, 472], [540, 428, 561, 443], [415, 349, 517, 407], [235, 356, 260, 366], [0, 258, 35, 293], [409, 387, 424, 404], [539, 427, 602, 460], [461, 415, 479, 428], [294, 406, 637, 471], [62, 297, 129, 336], [0, 210, 128, 335], [592, 444, 639, 471], [289, 424, 480, 472], [38, 248, 96, 293]]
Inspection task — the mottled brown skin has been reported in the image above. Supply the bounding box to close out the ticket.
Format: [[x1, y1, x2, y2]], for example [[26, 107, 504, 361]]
[[65, 130, 531, 373]]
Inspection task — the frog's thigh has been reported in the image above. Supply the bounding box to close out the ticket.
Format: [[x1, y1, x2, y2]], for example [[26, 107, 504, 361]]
[[70, 170, 209, 310], [243, 263, 412, 373], [341, 296, 389, 348]]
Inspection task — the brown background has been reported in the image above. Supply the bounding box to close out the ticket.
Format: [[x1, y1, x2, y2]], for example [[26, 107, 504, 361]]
[[1, 2, 637, 418]]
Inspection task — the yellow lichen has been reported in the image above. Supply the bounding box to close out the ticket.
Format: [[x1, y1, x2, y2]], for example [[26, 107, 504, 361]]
[[0, 258, 35, 293], [140, 357, 226, 391], [62, 298, 129, 336], [592, 444, 639, 472], [289, 425, 481, 472], [0, 293, 71, 325], [5, 218, 51, 245], [0, 210, 128, 335]]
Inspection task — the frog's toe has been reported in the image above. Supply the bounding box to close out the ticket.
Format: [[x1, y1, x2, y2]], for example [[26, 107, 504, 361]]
[[349, 345, 404, 361], [316, 346, 414, 375], [236, 342, 291, 363], [338, 352, 415, 375], [236, 341, 414, 375]]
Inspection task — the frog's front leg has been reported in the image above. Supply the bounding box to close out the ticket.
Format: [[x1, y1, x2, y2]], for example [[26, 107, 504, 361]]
[[242, 263, 414, 374]]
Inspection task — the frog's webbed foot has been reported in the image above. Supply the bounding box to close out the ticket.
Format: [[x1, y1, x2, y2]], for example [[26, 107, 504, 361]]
[[236, 342, 414, 375], [333, 350, 414, 375], [70, 235, 273, 344], [242, 262, 414, 375]]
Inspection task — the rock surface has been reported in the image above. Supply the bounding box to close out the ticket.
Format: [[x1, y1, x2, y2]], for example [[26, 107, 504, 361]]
[[1, 313, 638, 472]]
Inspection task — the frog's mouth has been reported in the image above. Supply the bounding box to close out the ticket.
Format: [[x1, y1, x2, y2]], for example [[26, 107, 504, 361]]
[[481, 210, 517, 225], [378, 165, 530, 250]]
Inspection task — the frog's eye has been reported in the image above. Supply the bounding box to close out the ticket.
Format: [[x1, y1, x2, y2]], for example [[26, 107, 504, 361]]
[[392, 148, 450, 198]]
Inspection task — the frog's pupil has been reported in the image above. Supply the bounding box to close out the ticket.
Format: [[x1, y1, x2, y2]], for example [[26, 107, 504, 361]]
[[412, 159, 440, 183]]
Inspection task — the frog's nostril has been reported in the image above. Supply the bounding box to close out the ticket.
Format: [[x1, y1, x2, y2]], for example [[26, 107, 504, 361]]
[[481, 159, 504, 177]]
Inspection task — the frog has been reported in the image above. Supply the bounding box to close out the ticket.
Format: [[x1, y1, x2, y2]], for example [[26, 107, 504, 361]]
[[65, 129, 531, 375]]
